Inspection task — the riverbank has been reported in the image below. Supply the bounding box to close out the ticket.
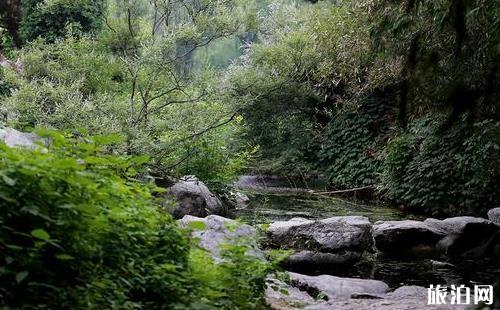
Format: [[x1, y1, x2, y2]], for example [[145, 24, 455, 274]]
[[230, 175, 500, 300]]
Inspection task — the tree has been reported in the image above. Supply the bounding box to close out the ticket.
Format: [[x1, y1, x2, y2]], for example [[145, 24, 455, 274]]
[[369, 0, 500, 127], [0, 0, 22, 48], [20, 0, 106, 42]]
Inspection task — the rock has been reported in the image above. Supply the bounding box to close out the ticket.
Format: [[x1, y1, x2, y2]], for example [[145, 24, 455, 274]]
[[178, 215, 262, 260], [425, 217, 499, 258], [266, 273, 470, 310], [267, 279, 470, 310], [282, 251, 362, 271], [289, 272, 389, 300], [168, 175, 224, 219], [373, 220, 446, 255], [385, 285, 428, 300], [267, 216, 373, 253], [424, 216, 494, 234], [488, 208, 500, 225], [308, 285, 470, 310], [0, 127, 39, 149], [306, 286, 433, 310], [265, 275, 316, 310], [429, 259, 455, 269], [234, 192, 250, 209], [267, 216, 373, 268]]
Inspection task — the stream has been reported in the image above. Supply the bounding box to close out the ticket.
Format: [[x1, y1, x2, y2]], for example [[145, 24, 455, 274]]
[[234, 175, 500, 290]]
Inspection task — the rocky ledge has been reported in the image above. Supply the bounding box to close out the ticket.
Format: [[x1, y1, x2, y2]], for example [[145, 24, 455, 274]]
[[266, 273, 472, 310]]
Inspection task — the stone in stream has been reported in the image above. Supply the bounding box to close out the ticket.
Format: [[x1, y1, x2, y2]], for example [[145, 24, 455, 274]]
[[424, 216, 499, 258], [178, 215, 264, 261], [373, 220, 447, 256], [267, 216, 373, 252], [167, 175, 226, 219], [289, 272, 389, 300], [487, 207, 500, 226], [266, 216, 373, 267], [266, 274, 471, 310]]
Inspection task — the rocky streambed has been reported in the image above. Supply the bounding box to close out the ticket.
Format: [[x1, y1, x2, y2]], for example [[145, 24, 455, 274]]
[[168, 175, 500, 309]]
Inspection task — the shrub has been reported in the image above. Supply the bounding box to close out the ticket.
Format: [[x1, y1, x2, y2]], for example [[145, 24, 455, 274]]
[[188, 245, 271, 309], [0, 130, 273, 308], [0, 131, 191, 308], [20, 0, 106, 43]]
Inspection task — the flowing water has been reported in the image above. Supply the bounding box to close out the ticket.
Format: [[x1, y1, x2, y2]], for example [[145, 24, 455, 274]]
[[235, 175, 500, 289]]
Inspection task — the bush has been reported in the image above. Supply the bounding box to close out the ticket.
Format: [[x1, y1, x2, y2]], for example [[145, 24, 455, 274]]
[[0, 131, 191, 308], [381, 116, 500, 216], [0, 67, 15, 98], [0, 130, 273, 308], [188, 245, 271, 309], [21, 0, 105, 43]]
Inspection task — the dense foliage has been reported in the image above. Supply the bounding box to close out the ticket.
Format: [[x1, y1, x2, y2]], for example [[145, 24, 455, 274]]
[[0, 0, 498, 307], [20, 0, 106, 43], [382, 117, 500, 216], [0, 132, 191, 308], [0, 132, 271, 309], [226, 0, 499, 215]]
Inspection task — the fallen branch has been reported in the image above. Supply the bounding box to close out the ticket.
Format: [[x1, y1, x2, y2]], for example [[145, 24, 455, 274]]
[[312, 185, 374, 195]]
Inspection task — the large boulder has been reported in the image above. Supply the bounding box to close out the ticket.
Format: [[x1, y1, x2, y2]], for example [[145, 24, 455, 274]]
[[0, 127, 39, 148], [267, 216, 373, 268], [425, 216, 499, 258], [168, 175, 225, 219], [178, 215, 263, 260], [267, 216, 373, 253], [487, 208, 500, 226], [373, 220, 446, 255]]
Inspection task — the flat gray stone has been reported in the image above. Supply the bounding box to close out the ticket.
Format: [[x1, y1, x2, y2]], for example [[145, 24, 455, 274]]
[[267, 216, 373, 254], [289, 272, 389, 300], [266, 274, 471, 310]]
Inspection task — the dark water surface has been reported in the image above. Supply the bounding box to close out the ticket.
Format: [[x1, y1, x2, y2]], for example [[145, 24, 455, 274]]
[[235, 175, 500, 289]]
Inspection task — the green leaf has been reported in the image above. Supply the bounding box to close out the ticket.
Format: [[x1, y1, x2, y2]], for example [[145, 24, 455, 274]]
[[31, 229, 50, 241], [55, 254, 75, 260], [2, 175, 16, 186], [16, 271, 29, 283]]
